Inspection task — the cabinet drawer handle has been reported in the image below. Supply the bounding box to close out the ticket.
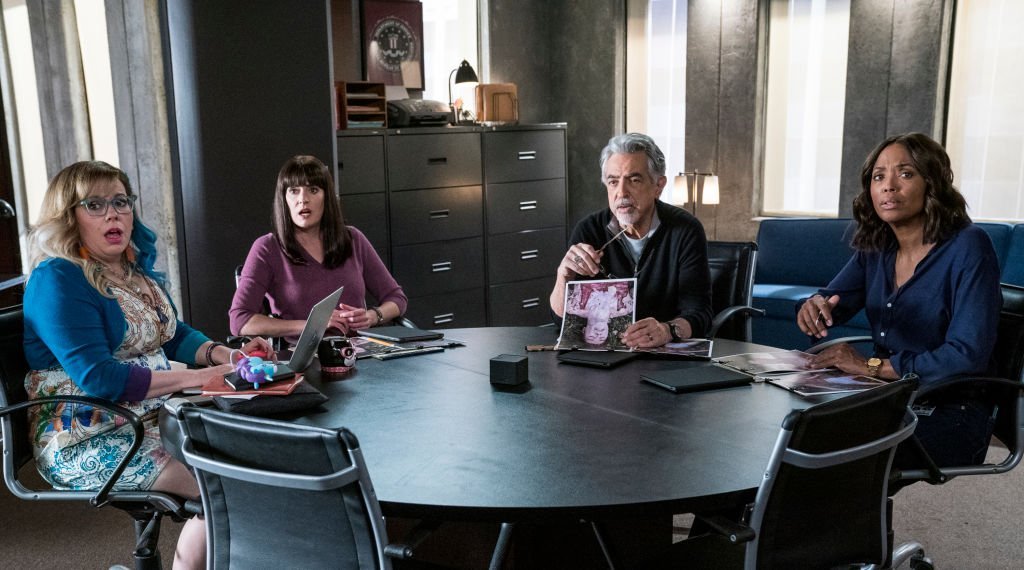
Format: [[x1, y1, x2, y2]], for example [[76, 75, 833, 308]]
[[433, 313, 455, 325], [431, 261, 452, 273], [520, 249, 539, 260], [521, 298, 540, 309], [429, 209, 450, 219], [518, 200, 538, 210], [427, 157, 448, 166], [517, 151, 537, 161]]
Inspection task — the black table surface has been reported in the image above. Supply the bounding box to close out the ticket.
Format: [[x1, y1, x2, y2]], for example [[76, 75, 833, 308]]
[[288, 327, 825, 522]]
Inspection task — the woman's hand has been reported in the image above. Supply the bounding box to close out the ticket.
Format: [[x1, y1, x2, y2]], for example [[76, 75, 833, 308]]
[[337, 303, 377, 331], [622, 317, 670, 348], [797, 294, 840, 338], [238, 337, 276, 362], [809, 343, 868, 375], [558, 243, 602, 281]]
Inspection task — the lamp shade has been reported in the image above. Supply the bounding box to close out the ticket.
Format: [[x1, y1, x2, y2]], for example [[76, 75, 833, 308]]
[[701, 175, 720, 205], [673, 174, 688, 205], [454, 60, 478, 84]]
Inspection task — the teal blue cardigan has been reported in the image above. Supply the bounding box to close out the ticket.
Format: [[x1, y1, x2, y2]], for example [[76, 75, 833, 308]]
[[23, 257, 209, 401]]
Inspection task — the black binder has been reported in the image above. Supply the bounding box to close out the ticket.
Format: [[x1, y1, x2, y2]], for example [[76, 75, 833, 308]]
[[557, 350, 638, 369]]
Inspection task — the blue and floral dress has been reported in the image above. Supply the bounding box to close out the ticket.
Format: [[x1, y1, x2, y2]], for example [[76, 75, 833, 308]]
[[25, 278, 175, 491]]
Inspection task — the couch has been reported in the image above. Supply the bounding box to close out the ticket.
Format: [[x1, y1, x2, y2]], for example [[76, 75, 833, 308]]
[[751, 218, 1024, 350]]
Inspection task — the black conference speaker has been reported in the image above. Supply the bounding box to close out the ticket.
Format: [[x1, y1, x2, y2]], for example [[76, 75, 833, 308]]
[[490, 354, 528, 386]]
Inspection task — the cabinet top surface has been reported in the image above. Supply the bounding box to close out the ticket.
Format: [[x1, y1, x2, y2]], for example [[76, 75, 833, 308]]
[[337, 123, 567, 137]]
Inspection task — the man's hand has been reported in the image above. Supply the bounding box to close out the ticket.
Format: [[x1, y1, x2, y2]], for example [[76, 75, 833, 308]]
[[621, 317, 689, 348], [558, 243, 603, 280]]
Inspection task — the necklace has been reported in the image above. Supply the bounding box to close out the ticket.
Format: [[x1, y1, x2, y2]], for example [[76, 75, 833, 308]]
[[100, 261, 169, 324]]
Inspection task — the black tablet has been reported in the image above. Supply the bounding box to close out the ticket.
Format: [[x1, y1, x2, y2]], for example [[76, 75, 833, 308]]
[[641, 362, 752, 393], [557, 350, 639, 369]]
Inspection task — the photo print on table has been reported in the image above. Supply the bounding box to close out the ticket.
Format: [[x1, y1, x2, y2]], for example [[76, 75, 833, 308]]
[[557, 278, 637, 351]]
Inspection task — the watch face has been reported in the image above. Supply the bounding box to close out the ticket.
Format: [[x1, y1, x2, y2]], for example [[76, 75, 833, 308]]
[[371, 17, 418, 73]]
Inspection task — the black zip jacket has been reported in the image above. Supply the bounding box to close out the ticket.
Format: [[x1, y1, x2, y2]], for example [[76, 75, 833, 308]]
[[559, 200, 713, 336]]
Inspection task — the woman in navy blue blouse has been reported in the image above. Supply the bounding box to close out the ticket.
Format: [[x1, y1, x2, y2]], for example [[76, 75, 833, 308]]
[[796, 132, 1001, 468]]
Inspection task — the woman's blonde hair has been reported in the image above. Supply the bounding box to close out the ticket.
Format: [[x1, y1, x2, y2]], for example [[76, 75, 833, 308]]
[[26, 161, 143, 296]]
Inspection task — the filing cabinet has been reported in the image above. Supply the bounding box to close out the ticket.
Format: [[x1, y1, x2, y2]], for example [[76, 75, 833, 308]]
[[336, 124, 567, 328], [483, 128, 567, 326], [337, 131, 389, 265]]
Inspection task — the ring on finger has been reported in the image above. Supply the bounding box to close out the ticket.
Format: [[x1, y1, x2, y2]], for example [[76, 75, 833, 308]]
[[572, 254, 583, 265]]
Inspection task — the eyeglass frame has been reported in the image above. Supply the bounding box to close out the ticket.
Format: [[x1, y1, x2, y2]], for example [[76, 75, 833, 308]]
[[75, 194, 138, 217]]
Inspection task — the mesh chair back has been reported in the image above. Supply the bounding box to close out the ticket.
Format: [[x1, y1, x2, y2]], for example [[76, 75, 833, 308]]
[[707, 241, 758, 341], [0, 306, 31, 471], [174, 405, 390, 569], [749, 378, 917, 569]]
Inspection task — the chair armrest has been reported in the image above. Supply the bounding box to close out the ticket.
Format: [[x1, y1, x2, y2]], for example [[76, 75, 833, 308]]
[[707, 305, 765, 339], [395, 316, 419, 329], [0, 395, 143, 507], [805, 335, 873, 354], [695, 514, 756, 544], [896, 375, 1024, 484]]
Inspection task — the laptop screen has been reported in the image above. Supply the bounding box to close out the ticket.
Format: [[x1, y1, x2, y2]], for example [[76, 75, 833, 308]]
[[282, 285, 344, 373]]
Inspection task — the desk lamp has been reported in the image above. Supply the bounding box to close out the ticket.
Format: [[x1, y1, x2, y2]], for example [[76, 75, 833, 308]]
[[448, 60, 479, 125]]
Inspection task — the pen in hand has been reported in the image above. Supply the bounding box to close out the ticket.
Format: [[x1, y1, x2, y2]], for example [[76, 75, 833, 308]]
[[598, 224, 633, 253]]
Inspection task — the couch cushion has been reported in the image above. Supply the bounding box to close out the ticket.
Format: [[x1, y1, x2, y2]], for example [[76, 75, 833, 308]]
[[1004, 225, 1024, 286], [755, 218, 857, 287], [975, 222, 1013, 271]]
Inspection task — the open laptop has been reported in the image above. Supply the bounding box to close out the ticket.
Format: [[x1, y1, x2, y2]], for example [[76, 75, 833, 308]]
[[274, 285, 345, 375]]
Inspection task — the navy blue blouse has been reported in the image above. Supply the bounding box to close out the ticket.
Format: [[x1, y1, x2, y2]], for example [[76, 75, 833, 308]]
[[817, 224, 1001, 384]]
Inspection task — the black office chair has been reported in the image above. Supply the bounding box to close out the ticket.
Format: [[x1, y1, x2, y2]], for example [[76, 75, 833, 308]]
[[163, 398, 416, 569], [805, 283, 1024, 568], [0, 305, 198, 570], [644, 376, 919, 569], [806, 283, 1024, 483], [707, 241, 765, 341]]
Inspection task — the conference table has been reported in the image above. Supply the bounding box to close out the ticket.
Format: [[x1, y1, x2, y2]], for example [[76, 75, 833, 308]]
[[279, 327, 829, 564]]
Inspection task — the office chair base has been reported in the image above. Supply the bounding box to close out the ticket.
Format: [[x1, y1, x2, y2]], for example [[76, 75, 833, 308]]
[[890, 541, 931, 570], [130, 510, 165, 570]]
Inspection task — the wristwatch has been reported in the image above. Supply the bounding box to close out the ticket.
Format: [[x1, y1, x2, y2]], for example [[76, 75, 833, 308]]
[[866, 357, 882, 377], [667, 321, 682, 343]]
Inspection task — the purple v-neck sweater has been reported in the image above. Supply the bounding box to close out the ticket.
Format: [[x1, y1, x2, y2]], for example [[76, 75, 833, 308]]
[[229, 227, 407, 336]]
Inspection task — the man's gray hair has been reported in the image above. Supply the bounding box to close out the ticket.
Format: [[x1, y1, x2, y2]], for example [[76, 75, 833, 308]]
[[599, 133, 667, 181]]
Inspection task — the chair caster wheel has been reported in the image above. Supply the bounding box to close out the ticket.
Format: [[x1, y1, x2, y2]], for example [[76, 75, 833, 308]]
[[909, 554, 934, 570]]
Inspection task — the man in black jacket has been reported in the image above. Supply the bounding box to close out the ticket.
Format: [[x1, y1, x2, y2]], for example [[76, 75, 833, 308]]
[[549, 133, 712, 348]]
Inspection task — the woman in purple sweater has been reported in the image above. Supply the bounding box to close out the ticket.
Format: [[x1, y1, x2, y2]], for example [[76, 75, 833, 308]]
[[229, 156, 408, 341]]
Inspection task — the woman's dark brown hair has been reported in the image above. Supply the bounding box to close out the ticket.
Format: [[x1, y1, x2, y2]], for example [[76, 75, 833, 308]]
[[851, 132, 969, 251], [272, 155, 352, 268]]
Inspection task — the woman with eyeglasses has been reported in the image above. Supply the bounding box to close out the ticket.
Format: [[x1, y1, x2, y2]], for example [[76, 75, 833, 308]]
[[229, 155, 407, 341], [23, 160, 274, 569]]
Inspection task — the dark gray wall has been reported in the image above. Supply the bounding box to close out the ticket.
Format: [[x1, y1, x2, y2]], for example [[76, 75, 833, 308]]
[[488, 0, 625, 229], [685, 0, 765, 242], [162, 0, 335, 339], [681, 0, 953, 238], [838, 0, 953, 216]]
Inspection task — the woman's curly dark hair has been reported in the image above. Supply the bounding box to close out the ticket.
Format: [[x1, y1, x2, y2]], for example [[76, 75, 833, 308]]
[[851, 132, 969, 251]]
